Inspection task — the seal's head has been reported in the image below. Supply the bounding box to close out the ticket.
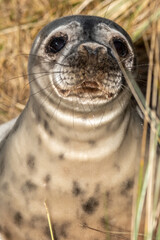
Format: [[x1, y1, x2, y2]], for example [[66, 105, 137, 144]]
[[29, 15, 136, 111]]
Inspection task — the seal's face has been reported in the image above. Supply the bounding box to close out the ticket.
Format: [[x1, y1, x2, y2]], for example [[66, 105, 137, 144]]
[[29, 15, 136, 106]]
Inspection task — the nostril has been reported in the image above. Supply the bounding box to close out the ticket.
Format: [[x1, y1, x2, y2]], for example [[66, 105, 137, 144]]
[[107, 47, 115, 59], [83, 45, 97, 55], [83, 46, 104, 56]]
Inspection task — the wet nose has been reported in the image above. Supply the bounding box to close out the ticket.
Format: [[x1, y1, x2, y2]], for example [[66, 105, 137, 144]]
[[82, 44, 115, 60], [83, 45, 103, 56]]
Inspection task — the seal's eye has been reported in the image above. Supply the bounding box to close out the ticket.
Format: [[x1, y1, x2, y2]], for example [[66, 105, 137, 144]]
[[46, 36, 67, 54], [112, 39, 128, 58]]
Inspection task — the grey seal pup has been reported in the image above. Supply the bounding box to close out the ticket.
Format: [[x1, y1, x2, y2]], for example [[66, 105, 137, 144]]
[[0, 15, 143, 240]]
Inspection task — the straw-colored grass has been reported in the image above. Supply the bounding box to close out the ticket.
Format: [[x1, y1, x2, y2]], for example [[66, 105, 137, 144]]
[[0, 0, 159, 239]]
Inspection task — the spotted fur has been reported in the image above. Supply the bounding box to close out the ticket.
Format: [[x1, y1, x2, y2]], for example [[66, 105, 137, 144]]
[[0, 15, 145, 240]]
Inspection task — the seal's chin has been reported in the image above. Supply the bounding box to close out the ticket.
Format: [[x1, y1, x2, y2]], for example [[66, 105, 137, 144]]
[[55, 80, 119, 101]]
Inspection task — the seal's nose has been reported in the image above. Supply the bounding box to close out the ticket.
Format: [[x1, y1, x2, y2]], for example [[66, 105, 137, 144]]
[[81, 43, 106, 55], [81, 43, 115, 60], [78, 43, 107, 61], [83, 45, 103, 56]]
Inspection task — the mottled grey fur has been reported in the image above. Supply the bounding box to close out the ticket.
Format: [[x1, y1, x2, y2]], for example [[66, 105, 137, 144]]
[[0, 15, 144, 240]]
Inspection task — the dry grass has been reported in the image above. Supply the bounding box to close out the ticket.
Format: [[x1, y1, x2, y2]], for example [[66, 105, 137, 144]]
[[0, 0, 160, 239]]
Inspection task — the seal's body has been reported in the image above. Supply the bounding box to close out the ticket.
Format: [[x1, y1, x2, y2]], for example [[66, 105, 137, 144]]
[[0, 15, 143, 240]]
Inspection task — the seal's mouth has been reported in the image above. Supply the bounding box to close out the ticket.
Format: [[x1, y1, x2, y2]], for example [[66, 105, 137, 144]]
[[57, 80, 115, 99], [77, 81, 100, 94]]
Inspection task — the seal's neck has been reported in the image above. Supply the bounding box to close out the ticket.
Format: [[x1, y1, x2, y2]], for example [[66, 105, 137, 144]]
[[22, 90, 135, 162]]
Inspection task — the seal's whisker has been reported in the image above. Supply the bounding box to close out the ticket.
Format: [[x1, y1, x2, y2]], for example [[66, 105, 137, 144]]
[[25, 83, 54, 100], [0, 72, 48, 87], [25, 71, 65, 88], [0, 70, 65, 88], [41, 90, 63, 127]]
